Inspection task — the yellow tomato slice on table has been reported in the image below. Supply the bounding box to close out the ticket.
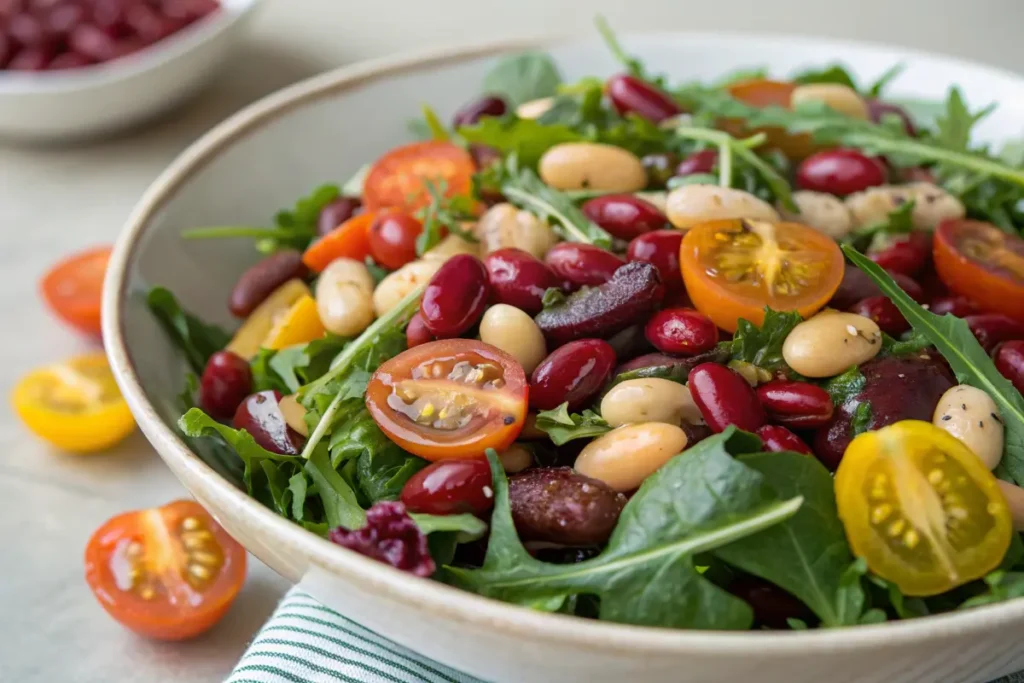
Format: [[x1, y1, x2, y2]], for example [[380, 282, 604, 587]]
[[680, 219, 844, 333], [12, 352, 135, 453], [835, 420, 1012, 596]]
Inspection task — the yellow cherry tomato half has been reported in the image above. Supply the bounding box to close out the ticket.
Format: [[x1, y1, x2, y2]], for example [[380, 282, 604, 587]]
[[835, 420, 1012, 596], [12, 352, 135, 453]]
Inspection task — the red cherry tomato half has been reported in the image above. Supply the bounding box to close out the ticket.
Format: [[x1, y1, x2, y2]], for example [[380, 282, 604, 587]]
[[368, 210, 423, 270], [365, 339, 528, 460], [40, 246, 112, 337], [363, 141, 475, 214], [934, 219, 1024, 324]]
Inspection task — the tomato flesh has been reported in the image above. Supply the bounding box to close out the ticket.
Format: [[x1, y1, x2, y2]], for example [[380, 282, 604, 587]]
[[40, 245, 111, 337], [934, 219, 1024, 324], [363, 141, 475, 214], [680, 219, 844, 332], [366, 339, 527, 460], [85, 500, 246, 641], [835, 420, 1011, 596]]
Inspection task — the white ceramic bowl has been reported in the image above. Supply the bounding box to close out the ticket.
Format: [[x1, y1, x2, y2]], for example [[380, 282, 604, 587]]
[[103, 32, 1024, 683], [0, 0, 260, 141]]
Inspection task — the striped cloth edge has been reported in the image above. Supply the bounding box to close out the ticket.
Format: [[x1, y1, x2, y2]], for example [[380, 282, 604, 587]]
[[228, 586, 1024, 683]]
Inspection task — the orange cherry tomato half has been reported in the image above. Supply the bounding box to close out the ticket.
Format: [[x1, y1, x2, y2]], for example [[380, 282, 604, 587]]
[[722, 79, 817, 159], [302, 212, 376, 273], [363, 141, 476, 214], [85, 500, 246, 641], [40, 246, 111, 337], [366, 339, 528, 461], [680, 219, 844, 333], [934, 219, 1024, 324]]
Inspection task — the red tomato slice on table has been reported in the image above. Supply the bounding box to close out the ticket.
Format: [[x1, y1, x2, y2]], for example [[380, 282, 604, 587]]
[[934, 219, 1024, 324], [40, 246, 111, 337], [363, 141, 476, 214]]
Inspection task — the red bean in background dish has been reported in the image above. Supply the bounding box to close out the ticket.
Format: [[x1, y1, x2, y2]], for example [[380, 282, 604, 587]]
[[644, 308, 718, 356], [849, 295, 910, 336], [529, 339, 616, 411], [420, 254, 490, 338], [995, 340, 1024, 394], [606, 74, 682, 123], [796, 148, 887, 196], [452, 95, 507, 128], [7, 44, 52, 69], [483, 248, 557, 315], [199, 350, 252, 420], [317, 197, 362, 237], [626, 229, 684, 292], [232, 390, 305, 456], [867, 231, 932, 277], [400, 458, 493, 516], [688, 363, 766, 433], [756, 380, 834, 429], [544, 242, 624, 288], [581, 195, 667, 241], [965, 313, 1024, 353], [756, 425, 813, 455]]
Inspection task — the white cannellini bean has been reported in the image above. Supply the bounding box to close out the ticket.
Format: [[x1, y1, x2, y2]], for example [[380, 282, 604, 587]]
[[372, 259, 440, 316], [478, 304, 547, 374], [599, 378, 702, 427], [932, 385, 1004, 470], [845, 182, 965, 231], [782, 312, 883, 378], [423, 232, 480, 261], [315, 258, 376, 336], [790, 83, 868, 120], [516, 97, 554, 120], [779, 190, 854, 240], [665, 184, 780, 229], [996, 480, 1024, 532], [574, 422, 688, 492], [539, 142, 648, 193], [475, 203, 558, 259]]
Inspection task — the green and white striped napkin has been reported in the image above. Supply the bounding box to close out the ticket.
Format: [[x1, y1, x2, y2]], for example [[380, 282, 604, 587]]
[[229, 586, 1024, 683]]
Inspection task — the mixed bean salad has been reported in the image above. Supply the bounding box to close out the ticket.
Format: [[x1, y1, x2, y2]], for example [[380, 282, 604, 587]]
[[152, 23, 1024, 631]]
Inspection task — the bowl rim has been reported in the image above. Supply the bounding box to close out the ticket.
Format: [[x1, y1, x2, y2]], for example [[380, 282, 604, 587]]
[[103, 29, 1024, 658]]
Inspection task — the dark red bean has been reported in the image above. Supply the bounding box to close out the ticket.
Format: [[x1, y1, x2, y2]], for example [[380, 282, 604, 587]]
[[508, 467, 626, 546], [7, 45, 52, 69], [850, 295, 909, 336], [756, 380, 834, 429], [228, 250, 308, 318], [727, 576, 813, 628], [640, 152, 678, 187], [483, 248, 557, 315], [995, 340, 1024, 395], [91, 0, 127, 34], [929, 295, 978, 318], [544, 242, 625, 288], [400, 458, 493, 516], [67, 23, 115, 61], [756, 425, 813, 455], [452, 95, 507, 128], [420, 254, 490, 338], [405, 312, 434, 348], [606, 74, 682, 123], [688, 363, 765, 433], [965, 314, 1024, 353], [918, 270, 949, 302], [530, 339, 616, 411], [199, 351, 252, 419], [581, 194, 667, 241], [829, 266, 924, 309], [124, 3, 175, 42], [676, 149, 718, 177], [796, 148, 887, 196], [0, 32, 11, 69], [317, 196, 362, 237], [627, 229, 683, 293], [232, 390, 304, 455], [867, 99, 917, 137], [47, 51, 92, 69], [868, 231, 932, 277], [44, 3, 86, 36], [644, 308, 718, 356], [8, 12, 49, 46]]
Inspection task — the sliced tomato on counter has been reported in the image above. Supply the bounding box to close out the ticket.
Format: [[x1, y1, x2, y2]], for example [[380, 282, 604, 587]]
[[12, 352, 135, 453], [302, 212, 376, 273], [85, 499, 247, 641], [721, 79, 816, 159], [40, 246, 112, 337], [835, 420, 1012, 597], [934, 219, 1024, 324], [366, 339, 528, 461], [680, 219, 844, 333], [363, 141, 475, 214]]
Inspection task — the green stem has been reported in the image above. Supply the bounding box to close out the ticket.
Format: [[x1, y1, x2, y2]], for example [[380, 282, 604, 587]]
[[849, 134, 1024, 188], [502, 186, 589, 243], [181, 226, 297, 240]]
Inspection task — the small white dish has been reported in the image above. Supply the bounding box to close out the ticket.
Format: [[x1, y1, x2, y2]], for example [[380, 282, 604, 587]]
[[0, 0, 261, 141]]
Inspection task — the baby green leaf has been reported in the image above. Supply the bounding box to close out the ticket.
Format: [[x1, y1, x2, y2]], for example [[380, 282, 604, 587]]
[[147, 287, 232, 375], [501, 162, 613, 248], [482, 52, 562, 107], [458, 117, 582, 169], [533, 403, 612, 445], [728, 307, 803, 371]]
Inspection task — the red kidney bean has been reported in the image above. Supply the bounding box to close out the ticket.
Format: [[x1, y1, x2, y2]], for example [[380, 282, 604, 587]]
[[965, 313, 1024, 353], [420, 255, 490, 338], [544, 242, 625, 288], [317, 196, 362, 237], [756, 425, 813, 455], [676, 149, 718, 177], [688, 363, 765, 433], [0, 32, 11, 69], [830, 266, 924, 309], [483, 248, 557, 315], [995, 340, 1024, 395], [614, 347, 729, 376], [606, 74, 682, 123], [581, 194, 667, 241], [228, 249, 308, 318], [756, 380, 834, 429], [796, 148, 887, 196], [867, 98, 917, 136], [644, 308, 718, 356], [48, 51, 92, 69], [508, 467, 626, 545], [452, 95, 507, 128], [918, 270, 949, 302], [627, 229, 683, 293], [529, 339, 616, 411], [850, 295, 909, 336], [400, 458, 493, 516], [727, 576, 813, 628], [7, 45, 52, 70], [641, 152, 678, 187], [67, 23, 115, 61], [405, 312, 434, 348], [199, 351, 252, 419], [928, 295, 977, 317], [232, 390, 304, 455], [8, 12, 49, 46], [868, 231, 932, 277]]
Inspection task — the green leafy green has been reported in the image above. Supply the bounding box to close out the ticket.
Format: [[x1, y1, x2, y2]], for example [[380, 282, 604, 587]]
[[533, 403, 612, 445], [341, 165, 369, 197], [848, 200, 915, 246], [726, 308, 803, 372], [482, 52, 562, 107], [250, 348, 289, 393], [147, 287, 232, 374], [414, 180, 479, 256], [267, 335, 350, 393], [420, 104, 450, 141], [791, 64, 857, 89], [866, 64, 905, 98], [594, 15, 648, 81], [844, 246, 1024, 487], [305, 446, 366, 530], [822, 366, 866, 405], [958, 571, 1024, 610], [411, 513, 488, 541], [444, 431, 804, 629], [458, 117, 582, 169], [931, 87, 995, 154]]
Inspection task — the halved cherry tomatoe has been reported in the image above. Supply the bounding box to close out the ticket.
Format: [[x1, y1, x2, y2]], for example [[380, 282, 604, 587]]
[[720, 79, 817, 159], [934, 219, 1024, 324], [40, 245, 111, 337], [835, 421, 1011, 597], [85, 500, 247, 641], [365, 339, 528, 461], [363, 141, 476, 214], [680, 219, 845, 332]]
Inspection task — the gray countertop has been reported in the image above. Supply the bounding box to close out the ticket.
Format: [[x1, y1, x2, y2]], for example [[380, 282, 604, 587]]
[[2, 1, 1022, 681]]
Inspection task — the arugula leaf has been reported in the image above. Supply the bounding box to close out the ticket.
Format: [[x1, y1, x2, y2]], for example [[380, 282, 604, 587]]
[[414, 180, 479, 256], [288, 472, 308, 521], [305, 445, 366, 530], [411, 513, 488, 542], [710, 67, 768, 88], [594, 15, 648, 80], [147, 287, 232, 374], [958, 571, 1024, 610], [866, 64, 905, 98], [848, 200, 915, 246], [844, 246, 1024, 487], [444, 430, 803, 629], [533, 403, 612, 445], [267, 335, 350, 393], [791, 64, 858, 89], [728, 308, 803, 371], [715, 451, 862, 626], [822, 366, 866, 405], [932, 87, 995, 153], [420, 104, 450, 142], [250, 348, 289, 393], [458, 117, 582, 169], [482, 52, 562, 107]]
